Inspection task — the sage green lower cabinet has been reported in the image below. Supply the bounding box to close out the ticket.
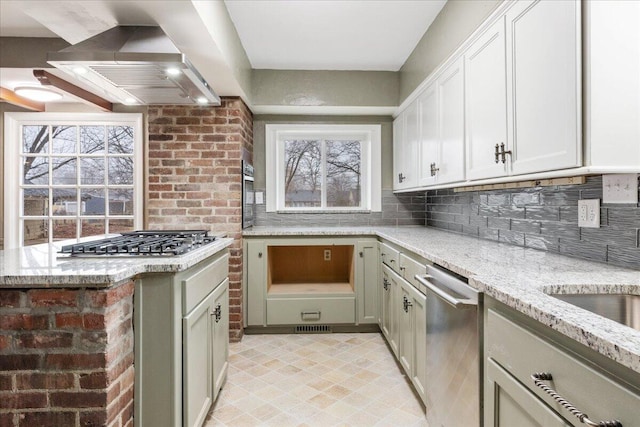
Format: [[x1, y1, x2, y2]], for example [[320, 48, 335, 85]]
[[212, 279, 229, 400], [135, 251, 229, 427], [485, 298, 640, 427], [243, 237, 378, 327], [381, 264, 400, 357], [397, 270, 427, 405]]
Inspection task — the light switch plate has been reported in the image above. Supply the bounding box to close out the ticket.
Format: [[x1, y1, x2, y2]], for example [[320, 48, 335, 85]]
[[578, 199, 600, 228], [255, 191, 264, 205], [603, 174, 639, 204]]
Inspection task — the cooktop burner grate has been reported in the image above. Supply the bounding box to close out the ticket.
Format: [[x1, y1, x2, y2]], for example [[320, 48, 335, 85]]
[[59, 230, 217, 257]]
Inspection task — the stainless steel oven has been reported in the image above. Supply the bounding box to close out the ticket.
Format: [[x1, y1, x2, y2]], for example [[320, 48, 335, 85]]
[[242, 161, 255, 229]]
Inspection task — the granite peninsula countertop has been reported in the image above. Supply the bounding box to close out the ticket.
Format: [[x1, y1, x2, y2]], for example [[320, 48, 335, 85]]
[[244, 226, 640, 374], [0, 236, 234, 287]]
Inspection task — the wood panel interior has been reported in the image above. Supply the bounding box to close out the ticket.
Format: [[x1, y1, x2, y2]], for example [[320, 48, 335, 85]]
[[267, 245, 354, 294]]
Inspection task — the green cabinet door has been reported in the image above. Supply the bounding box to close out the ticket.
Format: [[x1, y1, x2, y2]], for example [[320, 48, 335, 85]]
[[356, 240, 378, 324], [398, 279, 413, 374], [183, 292, 214, 427], [408, 284, 427, 405], [245, 240, 266, 326], [212, 279, 229, 401], [486, 358, 571, 427], [380, 266, 393, 341]]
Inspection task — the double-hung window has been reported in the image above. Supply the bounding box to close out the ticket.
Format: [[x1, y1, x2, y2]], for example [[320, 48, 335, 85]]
[[4, 113, 143, 248], [265, 124, 381, 212]]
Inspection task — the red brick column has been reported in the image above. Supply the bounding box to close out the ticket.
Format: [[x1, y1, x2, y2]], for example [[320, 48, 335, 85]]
[[147, 97, 253, 341], [0, 281, 134, 427]]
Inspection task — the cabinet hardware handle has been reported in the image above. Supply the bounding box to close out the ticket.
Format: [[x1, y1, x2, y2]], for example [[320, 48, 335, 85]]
[[213, 304, 222, 323], [359, 251, 364, 258], [398, 173, 406, 183], [494, 144, 500, 163], [403, 296, 412, 312], [258, 252, 262, 258], [383, 278, 390, 290], [389, 259, 395, 264], [430, 162, 439, 177], [531, 373, 622, 427], [399, 266, 406, 271], [499, 142, 512, 164]]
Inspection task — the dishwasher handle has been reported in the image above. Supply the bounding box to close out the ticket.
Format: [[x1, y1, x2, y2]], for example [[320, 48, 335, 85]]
[[415, 274, 477, 308]]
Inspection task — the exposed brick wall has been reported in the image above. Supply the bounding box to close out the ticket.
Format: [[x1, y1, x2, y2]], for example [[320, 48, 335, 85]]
[[147, 97, 253, 341], [0, 281, 134, 427]]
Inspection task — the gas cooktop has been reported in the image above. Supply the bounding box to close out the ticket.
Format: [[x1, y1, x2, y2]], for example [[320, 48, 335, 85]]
[[59, 230, 217, 257]]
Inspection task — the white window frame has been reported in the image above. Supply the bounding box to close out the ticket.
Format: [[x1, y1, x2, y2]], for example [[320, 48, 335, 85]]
[[3, 112, 144, 248], [265, 124, 381, 212]]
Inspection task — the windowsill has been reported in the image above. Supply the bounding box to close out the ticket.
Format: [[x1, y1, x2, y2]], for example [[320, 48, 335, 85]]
[[274, 209, 374, 214]]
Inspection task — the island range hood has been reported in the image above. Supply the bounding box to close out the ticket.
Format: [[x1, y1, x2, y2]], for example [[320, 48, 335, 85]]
[[47, 26, 221, 106]]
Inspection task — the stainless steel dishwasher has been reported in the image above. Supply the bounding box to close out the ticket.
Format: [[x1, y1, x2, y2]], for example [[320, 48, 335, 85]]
[[415, 264, 482, 427]]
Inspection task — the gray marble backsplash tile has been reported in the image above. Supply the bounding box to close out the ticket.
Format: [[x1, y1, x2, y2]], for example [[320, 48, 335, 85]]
[[254, 189, 427, 227], [426, 176, 640, 270]]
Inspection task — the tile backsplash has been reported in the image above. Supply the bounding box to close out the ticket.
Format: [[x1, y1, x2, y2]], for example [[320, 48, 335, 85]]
[[426, 176, 640, 269], [254, 189, 426, 227]]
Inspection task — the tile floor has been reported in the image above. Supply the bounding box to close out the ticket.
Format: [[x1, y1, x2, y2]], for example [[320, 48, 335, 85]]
[[204, 332, 428, 427]]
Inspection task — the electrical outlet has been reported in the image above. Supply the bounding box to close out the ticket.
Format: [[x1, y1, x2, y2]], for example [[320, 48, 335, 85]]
[[603, 174, 638, 204], [324, 249, 331, 261], [578, 199, 600, 228]]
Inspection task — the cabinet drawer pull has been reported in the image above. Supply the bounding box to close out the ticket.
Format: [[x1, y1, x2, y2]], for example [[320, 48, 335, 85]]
[[301, 311, 321, 321], [403, 296, 412, 312], [531, 373, 622, 427], [383, 278, 390, 290]]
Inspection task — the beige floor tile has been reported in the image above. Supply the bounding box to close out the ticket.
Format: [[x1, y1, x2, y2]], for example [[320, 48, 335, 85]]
[[207, 333, 428, 427]]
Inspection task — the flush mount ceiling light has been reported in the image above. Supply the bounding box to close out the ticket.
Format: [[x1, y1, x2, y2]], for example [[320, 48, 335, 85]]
[[166, 67, 181, 76], [14, 86, 63, 102]]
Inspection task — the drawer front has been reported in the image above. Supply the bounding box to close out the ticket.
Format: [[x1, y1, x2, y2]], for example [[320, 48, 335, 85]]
[[398, 253, 427, 294], [182, 253, 229, 314], [487, 309, 640, 427], [380, 242, 400, 273], [266, 297, 355, 325]]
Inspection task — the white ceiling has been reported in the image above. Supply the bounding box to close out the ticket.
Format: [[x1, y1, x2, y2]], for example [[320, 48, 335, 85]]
[[225, 0, 446, 71], [1, 0, 446, 112]]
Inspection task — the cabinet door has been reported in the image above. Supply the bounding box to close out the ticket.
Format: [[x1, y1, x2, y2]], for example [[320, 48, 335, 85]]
[[437, 57, 465, 184], [392, 114, 405, 191], [183, 293, 214, 427], [417, 83, 438, 187], [410, 287, 427, 405], [245, 240, 266, 326], [380, 266, 393, 343], [356, 240, 378, 324], [506, 0, 581, 175], [212, 279, 229, 401], [485, 358, 571, 427], [465, 18, 509, 180], [398, 280, 413, 375], [394, 103, 419, 190]]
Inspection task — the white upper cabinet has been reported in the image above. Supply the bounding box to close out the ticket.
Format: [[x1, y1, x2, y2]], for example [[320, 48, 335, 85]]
[[506, 0, 581, 175], [585, 0, 640, 171], [436, 57, 465, 184], [465, 18, 508, 181], [393, 102, 419, 190], [465, 0, 580, 181], [394, 0, 588, 192], [417, 83, 438, 187]]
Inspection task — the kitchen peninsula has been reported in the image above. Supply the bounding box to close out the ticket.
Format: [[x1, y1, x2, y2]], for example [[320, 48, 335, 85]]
[[0, 236, 232, 427]]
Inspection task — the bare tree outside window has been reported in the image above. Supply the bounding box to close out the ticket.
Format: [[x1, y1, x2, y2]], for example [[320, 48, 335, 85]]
[[284, 140, 322, 207], [19, 123, 136, 245], [326, 140, 361, 208], [283, 138, 362, 209]]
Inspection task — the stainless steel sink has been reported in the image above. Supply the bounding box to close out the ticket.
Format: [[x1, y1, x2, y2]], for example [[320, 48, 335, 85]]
[[550, 293, 640, 332]]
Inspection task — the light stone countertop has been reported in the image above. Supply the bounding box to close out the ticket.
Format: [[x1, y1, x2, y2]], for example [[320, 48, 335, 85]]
[[244, 226, 640, 374], [0, 236, 234, 288]]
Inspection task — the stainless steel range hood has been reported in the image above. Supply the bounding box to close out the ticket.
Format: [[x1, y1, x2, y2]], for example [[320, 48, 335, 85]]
[[47, 26, 221, 105]]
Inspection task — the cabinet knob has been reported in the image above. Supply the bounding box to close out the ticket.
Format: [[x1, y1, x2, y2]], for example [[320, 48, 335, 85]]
[[258, 252, 263, 258], [359, 251, 364, 258], [398, 173, 406, 183]]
